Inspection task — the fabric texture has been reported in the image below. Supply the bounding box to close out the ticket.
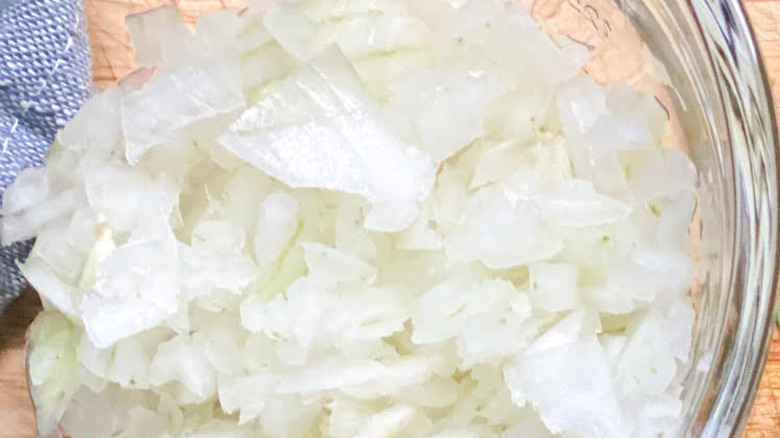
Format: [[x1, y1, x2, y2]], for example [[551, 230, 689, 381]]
[[0, 0, 91, 308]]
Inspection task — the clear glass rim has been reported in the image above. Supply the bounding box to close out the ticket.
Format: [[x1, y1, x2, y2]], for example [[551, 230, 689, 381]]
[[687, 0, 780, 435]]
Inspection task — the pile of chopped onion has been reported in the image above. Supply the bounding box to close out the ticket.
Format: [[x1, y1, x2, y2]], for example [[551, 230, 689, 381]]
[[4, 1, 698, 437]]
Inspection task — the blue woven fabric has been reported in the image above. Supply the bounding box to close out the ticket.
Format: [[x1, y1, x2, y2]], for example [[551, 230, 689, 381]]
[[0, 0, 91, 308]]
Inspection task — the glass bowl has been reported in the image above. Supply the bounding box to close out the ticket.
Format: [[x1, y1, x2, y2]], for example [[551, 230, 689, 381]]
[[26, 0, 779, 437]]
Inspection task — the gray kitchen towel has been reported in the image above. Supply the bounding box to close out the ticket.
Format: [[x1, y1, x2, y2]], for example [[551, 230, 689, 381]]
[[0, 0, 91, 308]]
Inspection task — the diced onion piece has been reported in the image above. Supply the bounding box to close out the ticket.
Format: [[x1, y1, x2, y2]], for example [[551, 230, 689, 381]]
[[387, 67, 502, 163], [122, 60, 245, 164], [220, 47, 435, 232], [0, 167, 49, 215]]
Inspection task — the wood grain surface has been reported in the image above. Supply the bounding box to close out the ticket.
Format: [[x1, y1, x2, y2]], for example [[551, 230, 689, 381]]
[[743, 3, 780, 433], [1, 0, 779, 437]]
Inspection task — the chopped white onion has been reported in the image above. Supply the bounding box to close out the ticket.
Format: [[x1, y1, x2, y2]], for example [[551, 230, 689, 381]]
[[10, 2, 699, 438]]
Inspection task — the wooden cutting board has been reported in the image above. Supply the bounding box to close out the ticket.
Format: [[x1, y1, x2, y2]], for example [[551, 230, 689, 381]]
[[1, 0, 779, 436]]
